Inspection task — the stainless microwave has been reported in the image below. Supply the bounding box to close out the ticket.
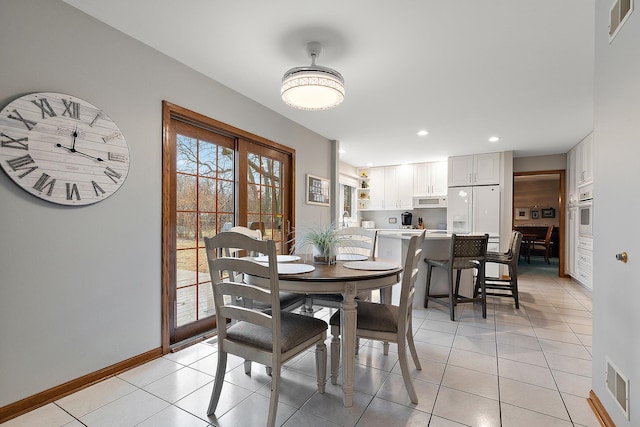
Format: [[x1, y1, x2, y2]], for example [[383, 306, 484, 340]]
[[413, 196, 447, 209]]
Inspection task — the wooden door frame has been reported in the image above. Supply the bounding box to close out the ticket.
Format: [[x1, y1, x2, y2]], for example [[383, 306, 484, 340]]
[[161, 101, 296, 353], [513, 170, 567, 277]]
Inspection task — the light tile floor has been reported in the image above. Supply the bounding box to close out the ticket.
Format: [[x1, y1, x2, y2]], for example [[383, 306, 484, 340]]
[[3, 272, 598, 427]]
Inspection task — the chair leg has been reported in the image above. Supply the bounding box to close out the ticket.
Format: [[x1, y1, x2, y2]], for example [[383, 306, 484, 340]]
[[406, 318, 422, 370], [267, 365, 280, 427], [479, 263, 487, 319], [207, 351, 228, 416], [424, 263, 433, 308], [511, 264, 520, 309], [330, 325, 340, 385], [316, 341, 327, 393], [397, 339, 418, 404], [448, 270, 456, 321], [382, 341, 390, 355], [243, 360, 251, 375], [454, 269, 462, 303]]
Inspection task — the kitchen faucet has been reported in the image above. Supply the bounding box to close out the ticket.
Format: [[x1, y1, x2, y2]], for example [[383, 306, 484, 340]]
[[342, 210, 350, 228]]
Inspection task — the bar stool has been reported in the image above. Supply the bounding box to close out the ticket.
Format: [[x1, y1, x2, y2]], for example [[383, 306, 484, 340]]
[[424, 234, 489, 321], [478, 231, 523, 309]]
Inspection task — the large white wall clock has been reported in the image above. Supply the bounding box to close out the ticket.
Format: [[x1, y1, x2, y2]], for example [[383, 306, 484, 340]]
[[0, 92, 130, 206]]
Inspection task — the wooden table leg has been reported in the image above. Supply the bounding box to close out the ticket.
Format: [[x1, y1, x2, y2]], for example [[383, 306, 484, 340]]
[[341, 282, 358, 407]]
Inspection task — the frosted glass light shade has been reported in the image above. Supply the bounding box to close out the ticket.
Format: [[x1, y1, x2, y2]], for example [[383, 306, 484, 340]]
[[281, 68, 345, 111]]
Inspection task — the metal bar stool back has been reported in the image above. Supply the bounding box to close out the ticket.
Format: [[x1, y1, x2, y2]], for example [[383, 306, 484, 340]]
[[424, 234, 489, 321], [480, 230, 523, 308]]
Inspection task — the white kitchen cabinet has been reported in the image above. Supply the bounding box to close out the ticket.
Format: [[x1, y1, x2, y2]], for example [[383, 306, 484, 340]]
[[567, 148, 578, 205], [413, 161, 448, 196], [576, 133, 593, 186], [448, 153, 500, 186], [566, 206, 578, 276], [384, 165, 414, 209], [367, 167, 385, 209]]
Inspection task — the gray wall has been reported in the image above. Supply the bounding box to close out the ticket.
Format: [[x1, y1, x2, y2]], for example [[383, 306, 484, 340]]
[[0, 0, 332, 407], [592, 0, 640, 425], [513, 153, 567, 172]]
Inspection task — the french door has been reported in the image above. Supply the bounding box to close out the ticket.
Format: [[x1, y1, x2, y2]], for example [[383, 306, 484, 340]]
[[162, 102, 295, 349]]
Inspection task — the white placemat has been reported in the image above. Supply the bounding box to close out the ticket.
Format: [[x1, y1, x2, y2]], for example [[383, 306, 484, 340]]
[[343, 261, 400, 271], [277, 263, 315, 274], [336, 253, 368, 261], [254, 255, 300, 263]]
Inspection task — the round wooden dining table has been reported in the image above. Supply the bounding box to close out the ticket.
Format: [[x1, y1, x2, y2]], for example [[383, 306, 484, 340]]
[[247, 259, 402, 407]]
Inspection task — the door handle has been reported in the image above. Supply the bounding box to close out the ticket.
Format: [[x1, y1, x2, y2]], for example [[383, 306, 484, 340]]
[[616, 252, 628, 263]]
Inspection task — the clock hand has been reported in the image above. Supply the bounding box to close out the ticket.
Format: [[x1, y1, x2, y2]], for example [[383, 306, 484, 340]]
[[56, 143, 105, 162], [71, 125, 78, 150]]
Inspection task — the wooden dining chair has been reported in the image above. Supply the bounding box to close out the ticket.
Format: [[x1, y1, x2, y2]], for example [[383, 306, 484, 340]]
[[328, 231, 426, 404], [530, 225, 554, 264], [424, 234, 489, 321], [304, 226, 378, 312], [204, 232, 327, 427]]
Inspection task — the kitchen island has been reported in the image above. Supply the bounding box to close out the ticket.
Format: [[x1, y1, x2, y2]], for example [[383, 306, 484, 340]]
[[376, 230, 474, 308]]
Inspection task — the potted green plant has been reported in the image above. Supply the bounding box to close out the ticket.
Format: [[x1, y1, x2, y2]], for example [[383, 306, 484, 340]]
[[293, 222, 343, 264]]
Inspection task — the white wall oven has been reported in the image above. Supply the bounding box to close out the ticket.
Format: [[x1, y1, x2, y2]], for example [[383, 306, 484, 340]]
[[578, 184, 593, 236]]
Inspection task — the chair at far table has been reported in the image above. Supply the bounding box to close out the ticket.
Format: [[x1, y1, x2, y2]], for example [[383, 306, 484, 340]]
[[530, 225, 554, 264], [424, 234, 489, 321], [328, 230, 425, 403], [304, 226, 378, 312], [204, 232, 327, 427], [480, 231, 523, 309]]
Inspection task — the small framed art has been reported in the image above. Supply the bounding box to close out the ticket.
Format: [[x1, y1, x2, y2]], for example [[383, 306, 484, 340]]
[[541, 208, 556, 218], [306, 174, 331, 206], [531, 210, 540, 219], [515, 207, 530, 220]]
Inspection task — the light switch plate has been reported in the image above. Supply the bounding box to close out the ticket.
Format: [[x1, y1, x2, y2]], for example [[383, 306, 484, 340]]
[[389, 218, 397, 224]]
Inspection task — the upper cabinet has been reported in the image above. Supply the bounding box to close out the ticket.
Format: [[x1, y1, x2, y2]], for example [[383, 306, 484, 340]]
[[575, 133, 593, 186], [384, 165, 414, 209], [365, 165, 414, 210], [448, 153, 500, 186], [367, 167, 386, 209], [413, 161, 448, 196]]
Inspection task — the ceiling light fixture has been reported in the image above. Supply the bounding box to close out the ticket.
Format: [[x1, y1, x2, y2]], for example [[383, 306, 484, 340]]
[[489, 136, 500, 142], [281, 42, 345, 111], [417, 130, 429, 136]]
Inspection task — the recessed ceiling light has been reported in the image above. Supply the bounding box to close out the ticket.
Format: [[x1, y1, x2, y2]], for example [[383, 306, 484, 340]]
[[366, 163, 373, 167], [338, 149, 346, 154], [417, 130, 429, 136], [489, 136, 500, 142]]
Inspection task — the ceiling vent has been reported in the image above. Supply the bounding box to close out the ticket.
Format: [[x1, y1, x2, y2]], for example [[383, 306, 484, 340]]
[[606, 358, 630, 420], [609, 0, 634, 42]]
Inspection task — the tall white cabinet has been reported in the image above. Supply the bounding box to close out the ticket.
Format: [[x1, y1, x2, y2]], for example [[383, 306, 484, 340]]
[[566, 133, 594, 289]]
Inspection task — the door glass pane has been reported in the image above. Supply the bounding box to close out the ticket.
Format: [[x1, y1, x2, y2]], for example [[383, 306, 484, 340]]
[[247, 151, 284, 251]]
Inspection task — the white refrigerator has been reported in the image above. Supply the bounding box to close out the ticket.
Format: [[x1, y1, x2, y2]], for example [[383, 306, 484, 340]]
[[447, 185, 501, 276]]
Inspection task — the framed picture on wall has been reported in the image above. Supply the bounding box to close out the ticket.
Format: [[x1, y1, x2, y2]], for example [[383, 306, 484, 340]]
[[515, 207, 530, 220], [541, 208, 556, 218], [531, 210, 540, 219], [306, 174, 331, 206]]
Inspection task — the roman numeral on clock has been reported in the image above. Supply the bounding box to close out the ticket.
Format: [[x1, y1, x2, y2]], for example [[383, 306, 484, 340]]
[[62, 99, 80, 119], [6, 154, 38, 178], [8, 109, 37, 131], [32, 173, 56, 196], [66, 183, 80, 200], [104, 166, 122, 184], [31, 98, 57, 119], [92, 180, 105, 196], [1, 133, 28, 150]]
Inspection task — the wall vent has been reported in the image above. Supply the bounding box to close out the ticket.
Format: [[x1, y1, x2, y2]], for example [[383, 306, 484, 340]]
[[606, 358, 630, 420], [609, 0, 634, 42]]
